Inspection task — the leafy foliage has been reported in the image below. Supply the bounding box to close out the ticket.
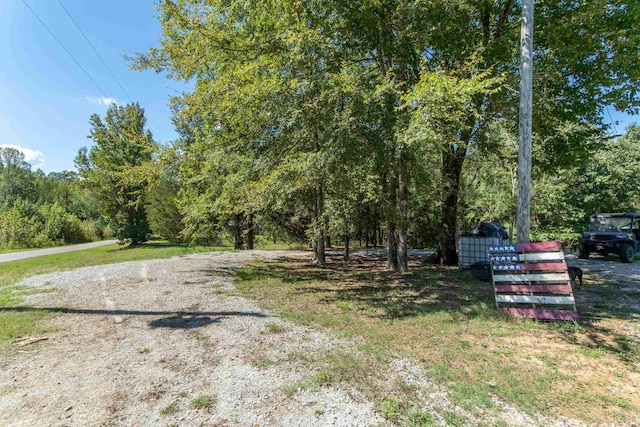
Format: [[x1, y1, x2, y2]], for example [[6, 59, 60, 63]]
[[127, 0, 640, 262], [146, 145, 185, 243], [75, 103, 155, 245]]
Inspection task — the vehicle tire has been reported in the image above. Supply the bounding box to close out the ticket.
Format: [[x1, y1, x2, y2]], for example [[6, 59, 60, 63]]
[[577, 244, 590, 259], [618, 243, 634, 263]]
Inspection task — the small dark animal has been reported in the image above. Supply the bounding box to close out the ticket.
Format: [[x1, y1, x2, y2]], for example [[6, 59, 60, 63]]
[[470, 261, 492, 281], [568, 266, 583, 288]]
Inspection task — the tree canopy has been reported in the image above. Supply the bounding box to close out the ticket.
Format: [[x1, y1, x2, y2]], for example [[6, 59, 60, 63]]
[[123, 0, 640, 268], [75, 102, 155, 245]]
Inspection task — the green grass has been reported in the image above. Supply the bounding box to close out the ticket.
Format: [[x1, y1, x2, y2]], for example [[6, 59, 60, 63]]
[[0, 310, 50, 345], [160, 403, 179, 416], [234, 256, 640, 425], [265, 321, 287, 334], [0, 246, 41, 255], [191, 395, 215, 410], [375, 395, 434, 426]]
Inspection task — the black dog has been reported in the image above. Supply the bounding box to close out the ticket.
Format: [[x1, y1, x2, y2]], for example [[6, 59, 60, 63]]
[[568, 266, 583, 288]]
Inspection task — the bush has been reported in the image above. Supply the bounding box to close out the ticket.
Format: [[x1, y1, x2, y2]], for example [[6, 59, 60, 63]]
[[531, 228, 580, 251], [0, 200, 98, 249], [80, 220, 101, 241], [0, 203, 38, 248]]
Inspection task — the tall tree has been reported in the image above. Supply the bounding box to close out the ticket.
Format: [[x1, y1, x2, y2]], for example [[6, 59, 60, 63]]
[[75, 103, 155, 245], [0, 147, 36, 204], [414, 0, 639, 263], [146, 145, 185, 243]]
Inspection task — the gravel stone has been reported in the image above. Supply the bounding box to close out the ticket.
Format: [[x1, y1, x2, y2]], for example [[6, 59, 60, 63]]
[[0, 250, 588, 426]]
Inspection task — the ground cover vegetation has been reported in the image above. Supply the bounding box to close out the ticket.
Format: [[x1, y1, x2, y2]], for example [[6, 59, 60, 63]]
[[235, 255, 640, 425]]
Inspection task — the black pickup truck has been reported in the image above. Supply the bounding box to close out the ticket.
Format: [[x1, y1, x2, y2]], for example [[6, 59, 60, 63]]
[[577, 213, 640, 263]]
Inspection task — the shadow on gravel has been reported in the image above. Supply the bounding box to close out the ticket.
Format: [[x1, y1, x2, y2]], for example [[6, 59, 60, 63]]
[[0, 307, 268, 329], [147, 315, 219, 329]]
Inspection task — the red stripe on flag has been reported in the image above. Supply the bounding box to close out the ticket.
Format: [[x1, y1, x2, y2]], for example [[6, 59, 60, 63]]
[[521, 262, 567, 272], [494, 284, 573, 294], [516, 241, 562, 252], [501, 308, 578, 320]]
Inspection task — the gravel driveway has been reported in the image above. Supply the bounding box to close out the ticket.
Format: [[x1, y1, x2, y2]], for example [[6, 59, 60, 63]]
[[1, 250, 387, 426], [566, 252, 640, 282], [0, 250, 589, 426]]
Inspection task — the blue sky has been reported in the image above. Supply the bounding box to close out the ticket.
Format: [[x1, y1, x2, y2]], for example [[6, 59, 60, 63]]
[[0, 0, 188, 173], [0, 1, 637, 173]]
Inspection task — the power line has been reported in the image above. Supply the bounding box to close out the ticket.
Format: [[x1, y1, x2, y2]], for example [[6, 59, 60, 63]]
[[55, 0, 134, 103], [24, 0, 165, 143], [55, 0, 170, 144], [21, 0, 109, 99]]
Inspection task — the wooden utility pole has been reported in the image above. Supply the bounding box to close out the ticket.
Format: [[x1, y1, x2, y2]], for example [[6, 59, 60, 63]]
[[517, 0, 534, 243]]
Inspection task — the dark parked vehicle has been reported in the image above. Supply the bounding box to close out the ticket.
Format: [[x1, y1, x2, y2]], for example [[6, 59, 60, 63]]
[[577, 213, 640, 263], [471, 221, 509, 239]]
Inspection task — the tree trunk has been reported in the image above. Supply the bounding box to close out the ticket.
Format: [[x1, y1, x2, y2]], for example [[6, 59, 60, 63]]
[[314, 182, 326, 267], [373, 214, 378, 248], [324, 235, 332, 249], [386, 167, 399, 271], [315, 231, 326, 266], [234, 213, 244, 250], [344, 232, 350, 261], [246, 213, 254, 250], [439, 146, 466, 265], [397, 149, 409, 273], [388, 221, 398, 271]]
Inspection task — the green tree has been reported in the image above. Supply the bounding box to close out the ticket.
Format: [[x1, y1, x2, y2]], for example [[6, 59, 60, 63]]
[[75, 103, 155, 245], [133, 0, 640, 268], [566, 124, 640, 218], [146, 145, 185, 243], [0, 147, 36, 204]]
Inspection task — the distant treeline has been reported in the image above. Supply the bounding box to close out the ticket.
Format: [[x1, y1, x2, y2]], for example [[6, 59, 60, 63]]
[[0, 147, 109, 249]]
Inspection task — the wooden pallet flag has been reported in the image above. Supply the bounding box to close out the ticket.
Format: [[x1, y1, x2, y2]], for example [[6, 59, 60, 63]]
[[489, 241, 578, 320]]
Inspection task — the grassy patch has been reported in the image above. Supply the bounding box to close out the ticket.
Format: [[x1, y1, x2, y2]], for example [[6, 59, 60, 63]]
[[191, 394, 215, 410], [234, 255, 640, 425], [265, 321, 287, 334], [0, 241, 232, 287], [160, 403, 179, 416], [0, 310, 50, 346], [0, 246, 37, 255], [376, 395, 434, 426]]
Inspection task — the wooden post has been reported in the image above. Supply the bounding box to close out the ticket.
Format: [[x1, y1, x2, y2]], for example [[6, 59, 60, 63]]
[[517, 0, 534, 243]]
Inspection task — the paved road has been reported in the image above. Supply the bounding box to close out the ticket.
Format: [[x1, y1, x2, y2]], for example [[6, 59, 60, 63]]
[[0, 240, 119, 263]]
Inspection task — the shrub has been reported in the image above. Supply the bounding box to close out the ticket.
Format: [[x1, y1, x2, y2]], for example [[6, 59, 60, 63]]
[[0, 200, 98, 249]]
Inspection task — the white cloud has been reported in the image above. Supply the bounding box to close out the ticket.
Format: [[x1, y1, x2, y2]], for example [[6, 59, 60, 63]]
[[0, 144, 45, 168], [85, 96, 117, 106]]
